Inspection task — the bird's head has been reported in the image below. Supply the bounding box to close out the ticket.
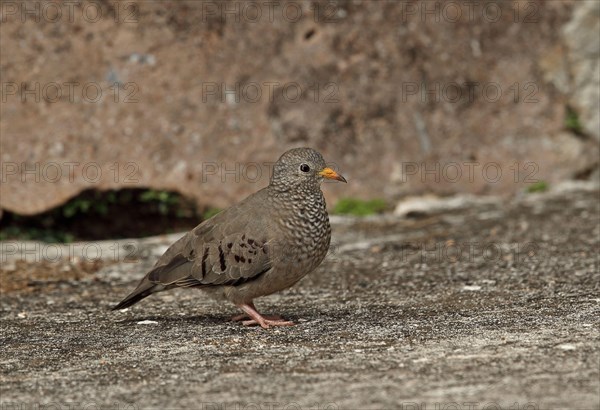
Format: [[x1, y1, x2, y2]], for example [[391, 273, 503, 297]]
[[270, 147, 346, 191]]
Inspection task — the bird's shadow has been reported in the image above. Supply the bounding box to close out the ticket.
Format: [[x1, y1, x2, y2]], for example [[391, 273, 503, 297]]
[[114, 310, 314, 328], [112, 305, 405, 328], [115, 313, 227, 326]]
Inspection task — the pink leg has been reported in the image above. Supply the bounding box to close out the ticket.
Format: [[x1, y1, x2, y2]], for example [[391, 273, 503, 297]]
[[234, 302, 295, 329]]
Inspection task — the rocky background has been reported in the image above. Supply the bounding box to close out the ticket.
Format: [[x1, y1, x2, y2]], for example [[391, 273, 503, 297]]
[[1, 2, 599, 408], [1, 0, 599, 216]]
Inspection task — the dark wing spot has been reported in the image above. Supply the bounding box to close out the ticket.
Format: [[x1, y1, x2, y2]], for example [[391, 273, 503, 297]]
[[242, 234, 246, 240], [240, 243, 246, 248], [201, 247, 208, 277], [235, 255, 240, 263], [227, 242, 233, 249], [262, 244, 269, 254], [240, 256, 246, 263], [248, 239, 254, 245], [248, 258, 252, 263], [218, 245, 226, 271]]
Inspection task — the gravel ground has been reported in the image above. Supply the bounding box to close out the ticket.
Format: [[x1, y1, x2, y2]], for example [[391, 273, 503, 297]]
[[1, 184, 599, 410]]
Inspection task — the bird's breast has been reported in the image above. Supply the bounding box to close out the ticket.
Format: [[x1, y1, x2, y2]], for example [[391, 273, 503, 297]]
[[272, 192, 331, 273]]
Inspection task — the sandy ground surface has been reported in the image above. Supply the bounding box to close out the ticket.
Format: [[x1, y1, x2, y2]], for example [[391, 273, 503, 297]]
[[1, 185, 599, 410]]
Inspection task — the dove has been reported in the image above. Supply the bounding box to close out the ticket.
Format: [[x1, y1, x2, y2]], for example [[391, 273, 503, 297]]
[[112, 148, 346, 328]]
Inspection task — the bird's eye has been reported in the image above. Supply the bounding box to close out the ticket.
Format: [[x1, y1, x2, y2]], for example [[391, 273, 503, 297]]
[[300, 164, 310, 173]]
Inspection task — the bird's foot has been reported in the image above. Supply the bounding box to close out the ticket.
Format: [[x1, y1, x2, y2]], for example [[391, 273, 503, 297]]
[[242, 318, 295, 328], [231, 313, 283, 322], [235, 302, 295, 329]]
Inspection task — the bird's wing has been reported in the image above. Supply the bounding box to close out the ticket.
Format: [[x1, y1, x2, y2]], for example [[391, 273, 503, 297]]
[[146, 190, 273, 288]]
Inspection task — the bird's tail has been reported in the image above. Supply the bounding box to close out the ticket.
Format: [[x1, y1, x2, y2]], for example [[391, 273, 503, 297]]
[[111, 278, 162, 311]]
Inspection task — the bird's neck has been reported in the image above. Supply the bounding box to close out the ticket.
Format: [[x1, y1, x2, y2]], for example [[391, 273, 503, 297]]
[[268, 183, 326, 212]]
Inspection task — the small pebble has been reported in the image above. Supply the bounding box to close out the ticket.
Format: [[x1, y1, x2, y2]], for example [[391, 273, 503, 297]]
[[136, 320, 158, 325]]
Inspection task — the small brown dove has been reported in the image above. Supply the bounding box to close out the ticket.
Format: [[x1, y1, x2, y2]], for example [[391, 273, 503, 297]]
[[112, 148, 346, 328]]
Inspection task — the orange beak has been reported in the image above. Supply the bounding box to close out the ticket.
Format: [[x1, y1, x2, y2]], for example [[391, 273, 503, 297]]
[[319, 167, 347, 183]]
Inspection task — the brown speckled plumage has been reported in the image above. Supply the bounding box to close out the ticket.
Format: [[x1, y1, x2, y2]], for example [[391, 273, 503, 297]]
[[112, 148, 346, 328]]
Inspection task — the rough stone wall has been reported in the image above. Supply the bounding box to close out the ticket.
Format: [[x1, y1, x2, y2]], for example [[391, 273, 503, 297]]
[[562, 0, 600, 141], [1, 0, 598, 215]]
